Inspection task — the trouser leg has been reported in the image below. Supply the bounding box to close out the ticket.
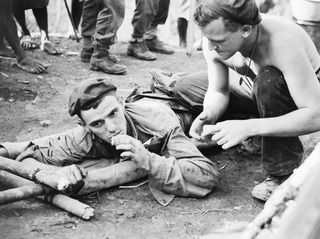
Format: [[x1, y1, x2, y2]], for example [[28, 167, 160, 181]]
[[0, 0, 26, 61], [131, 0, 158, 39], [12, 8, 31, 36], [72, 0, 84, 30], [33, 7, 49, 38], [93, 0, 125, 47], [18, 0, 48, 10], [253, 66, 303, 176], [171, 71, 258, 118], [151, 0, 170, 27], [144, 0, 170, 40], [81, 0, 101, 48]]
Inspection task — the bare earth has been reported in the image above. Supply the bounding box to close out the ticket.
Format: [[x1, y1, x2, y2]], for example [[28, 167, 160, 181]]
[[0, 37, 319, 239]]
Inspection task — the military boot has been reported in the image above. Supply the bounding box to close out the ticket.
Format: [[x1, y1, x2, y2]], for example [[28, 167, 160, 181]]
[[145, 36, 174, 55], [90, 46, 127, 75], [127, 40, 157, 61], [80, 47, 94, 62]]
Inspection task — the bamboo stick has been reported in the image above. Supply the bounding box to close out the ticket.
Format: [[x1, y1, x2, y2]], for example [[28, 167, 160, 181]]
[[0, 170, 94, 220]]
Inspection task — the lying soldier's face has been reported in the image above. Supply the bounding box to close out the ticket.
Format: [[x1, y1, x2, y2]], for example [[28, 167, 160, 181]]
[[80, 95, 127, 143]]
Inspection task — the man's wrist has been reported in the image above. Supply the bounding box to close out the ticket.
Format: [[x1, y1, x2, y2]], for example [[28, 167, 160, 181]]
[[248, 118, 261, 137], [31, 168, 41, 184]]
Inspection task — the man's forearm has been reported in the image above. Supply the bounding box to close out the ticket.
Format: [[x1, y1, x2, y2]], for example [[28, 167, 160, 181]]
[[22, 157, 61, 171], [251, 108, 320, 137], [203, 91, 229, 123]]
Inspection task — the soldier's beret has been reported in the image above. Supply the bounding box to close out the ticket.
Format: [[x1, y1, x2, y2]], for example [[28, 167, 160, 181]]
[[68, 78, 117, 116]]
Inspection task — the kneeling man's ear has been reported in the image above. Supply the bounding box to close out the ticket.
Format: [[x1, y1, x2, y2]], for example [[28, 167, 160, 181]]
[[241, 25, 253, 38]]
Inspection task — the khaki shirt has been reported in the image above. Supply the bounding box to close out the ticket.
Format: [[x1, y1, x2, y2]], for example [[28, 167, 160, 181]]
[[2, 99, 219, 200]]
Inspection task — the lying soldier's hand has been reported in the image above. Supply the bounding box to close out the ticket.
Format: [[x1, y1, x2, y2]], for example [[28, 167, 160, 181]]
[[111, 135, 151, 171], [189, 111, 211, 140], [35, 165, 87, 194]]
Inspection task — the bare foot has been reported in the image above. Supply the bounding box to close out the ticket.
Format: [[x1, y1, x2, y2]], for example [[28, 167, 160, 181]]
[[16, 56, 47, 74], [20, 35, 39, 50], [0, 46, 15, 58], [69, 31, 82, 41], [41, 40, 61, 55]]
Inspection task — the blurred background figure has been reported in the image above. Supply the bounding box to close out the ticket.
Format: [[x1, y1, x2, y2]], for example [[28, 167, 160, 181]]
[[0, 0, 46, 73], [81, 0, 127, 75], [175, 0, 202, 50], [69, 0, 84, 40], [127, 0, 174, 61], [177, 0, 189, 48], [256, 0, 275, 13], [12, 0, 61, 55]]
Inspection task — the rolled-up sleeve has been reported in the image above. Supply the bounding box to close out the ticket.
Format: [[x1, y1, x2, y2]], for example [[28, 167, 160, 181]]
[[148, 126, 219, 197], [1, 141, 32, 159], [1, 127, 94, 166]]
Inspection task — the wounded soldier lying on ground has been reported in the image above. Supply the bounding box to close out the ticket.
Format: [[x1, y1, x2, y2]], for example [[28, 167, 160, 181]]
[[0, 78, 219, 205]]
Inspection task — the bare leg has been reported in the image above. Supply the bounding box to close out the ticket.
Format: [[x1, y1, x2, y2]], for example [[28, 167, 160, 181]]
[[0, 0, 46, 74], [0, 33, 15, 58], [12, 6, 38, 50], [33, 7, 61, 55]]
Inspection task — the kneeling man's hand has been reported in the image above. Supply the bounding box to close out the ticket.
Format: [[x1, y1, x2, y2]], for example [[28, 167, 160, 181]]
[[112, 135, 151, 171], [202, 119, 253, 149]]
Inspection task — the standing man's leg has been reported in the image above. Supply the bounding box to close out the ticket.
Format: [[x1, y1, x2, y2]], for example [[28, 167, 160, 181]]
[[72, 0, 84, 31], [0, 0, 46, 74], [144, 0, 174, 55], [177, 0, 189, 48], [12, 0, 38, 50], [32, 4, 61, 55], [171, 71, 258, 118], [127, 0, 158, 61], [0, 30, 15, 57], [80, 0, 100, 62], [251, 66, 303, 201], [89, 0, 127, 74]]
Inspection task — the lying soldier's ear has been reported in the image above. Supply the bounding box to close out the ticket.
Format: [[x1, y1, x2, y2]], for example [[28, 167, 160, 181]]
[[241, 25, 253, 38]]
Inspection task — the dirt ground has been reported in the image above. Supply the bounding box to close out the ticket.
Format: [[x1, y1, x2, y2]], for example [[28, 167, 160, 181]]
[[1, 28, 320, 239]]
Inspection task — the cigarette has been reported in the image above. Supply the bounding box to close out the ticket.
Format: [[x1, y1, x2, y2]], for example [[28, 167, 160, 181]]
[[111, 137, 115, 145]]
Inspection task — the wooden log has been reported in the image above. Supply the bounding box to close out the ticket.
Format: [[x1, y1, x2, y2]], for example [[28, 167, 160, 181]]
[[0, 156, 39, 180], [0, 170, 94, 220], [0, 156, 71, 191], [241, 143, 320, 239], [0, 184, 43, 204], [0, 155, 147, 196]]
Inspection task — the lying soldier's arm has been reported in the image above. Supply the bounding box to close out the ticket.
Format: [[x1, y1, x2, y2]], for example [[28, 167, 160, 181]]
[[148, 126, 219, 197], [0, 141, 32, 159], [112, 126, 219, 197], [0, 126, 97, 166]]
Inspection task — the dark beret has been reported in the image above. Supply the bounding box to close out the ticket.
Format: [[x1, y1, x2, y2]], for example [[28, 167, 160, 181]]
[[68, 78, 117, 116]]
